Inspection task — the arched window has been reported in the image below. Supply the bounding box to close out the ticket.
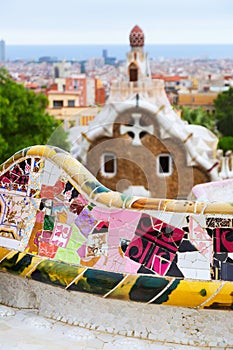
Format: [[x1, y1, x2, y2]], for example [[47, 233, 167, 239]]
[[129, 63, 138, 82]]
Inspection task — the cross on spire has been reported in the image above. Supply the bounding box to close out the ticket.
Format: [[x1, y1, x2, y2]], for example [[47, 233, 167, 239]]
[[120, 113, 154, 146]]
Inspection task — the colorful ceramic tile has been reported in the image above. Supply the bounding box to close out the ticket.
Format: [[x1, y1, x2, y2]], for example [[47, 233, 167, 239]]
[[0, 161, 30, 191], [32, 158, 44, 173], [35, 211, 45, 224], [40, 179, 65, 200], [0, 227, 18, 240], [39, 241, 58, 258], [66, 223, 86, 251], [1, 145, 233, 310], [212, 228, 233, 253], [86, 231, 108, 257], [34, 230, 52, 246], [50, 222, 72, 248], [63, 181, 80, 202], [92, 221, 109, 234], [54, 245, 80, 264], [40, 198, 53, 215], [135, 214, 185, 253], [29, 173, 41, 190], [125, 235, 174, 275], [75, 207, 97, 236], [40, 184, 55, 199], [43, 215, 55, 231], [189, 216, 212, 260], [206, 216, 233, 228], [1, 193, 30, 229], [69, 201, 85, 215], [177, 251, 211, 280]]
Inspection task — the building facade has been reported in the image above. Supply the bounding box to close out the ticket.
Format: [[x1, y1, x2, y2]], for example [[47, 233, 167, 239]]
[[72, 26, 220, 199], [47, 75, 105, 129], [178, 91, 218, 113], [0, 40, 6, 63]]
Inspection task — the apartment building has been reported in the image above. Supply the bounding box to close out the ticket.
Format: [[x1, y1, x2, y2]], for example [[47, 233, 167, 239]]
[[178, 91, 218, 113], [47, 75, 105, 128]]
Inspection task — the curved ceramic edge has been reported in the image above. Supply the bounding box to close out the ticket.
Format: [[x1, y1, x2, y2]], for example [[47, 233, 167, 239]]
[[0, 145, 232, 215]]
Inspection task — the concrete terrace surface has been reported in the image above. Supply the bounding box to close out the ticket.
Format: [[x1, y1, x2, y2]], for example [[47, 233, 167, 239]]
[[0, 274, 233, 349], [0, 305, 232, 350]]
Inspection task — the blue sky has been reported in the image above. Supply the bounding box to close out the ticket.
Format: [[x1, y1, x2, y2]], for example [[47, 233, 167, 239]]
[[1, 0, 233, 44]]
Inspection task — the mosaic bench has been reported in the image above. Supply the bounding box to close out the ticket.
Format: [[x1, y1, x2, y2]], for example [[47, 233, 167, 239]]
[[0, 145, 233, 310]]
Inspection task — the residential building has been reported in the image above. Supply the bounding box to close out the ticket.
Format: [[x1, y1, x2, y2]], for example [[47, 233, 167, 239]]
[[53, 61, 72, 79], [47, 73, 106, 128], [178, 74, 230, 113], [178, 91, 218, 113], [47, 88, 99, 129], [47, 90, 80, 125]]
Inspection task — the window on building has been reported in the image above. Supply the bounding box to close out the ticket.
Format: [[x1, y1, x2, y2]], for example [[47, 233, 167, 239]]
[[54, 67, 59, 78], [129, 63, 138, 82], [68, 100, 75, 107], [53, 100, 63, 108], [101, 153, 117, 176], [74, 80, 78, 90], [157, 154, 173, 176]]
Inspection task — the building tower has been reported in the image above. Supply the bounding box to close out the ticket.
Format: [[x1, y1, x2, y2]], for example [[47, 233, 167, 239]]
[[127, 25, 151, 82], [0, 40, 6, 63], [108, 25, 156, 103], [102, 49, 108, 63]]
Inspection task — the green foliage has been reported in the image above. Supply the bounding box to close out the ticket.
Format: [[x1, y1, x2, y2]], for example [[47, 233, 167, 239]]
[[0, 67, 70, 164], [180, 106, 216, 133], [214, 87, 233, 137], [217, 136, 233, 153], [48, 124, 71, 152]]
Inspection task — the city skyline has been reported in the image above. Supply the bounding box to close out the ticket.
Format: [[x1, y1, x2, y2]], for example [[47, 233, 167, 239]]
[[1, 0, 233, 45]]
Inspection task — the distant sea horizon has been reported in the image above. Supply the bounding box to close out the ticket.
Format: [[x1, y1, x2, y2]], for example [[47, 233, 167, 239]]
[[5, 44, 233, 61]]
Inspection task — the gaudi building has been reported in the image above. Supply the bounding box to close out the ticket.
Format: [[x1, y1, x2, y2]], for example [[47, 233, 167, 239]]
[[72, 26, 220, 199]]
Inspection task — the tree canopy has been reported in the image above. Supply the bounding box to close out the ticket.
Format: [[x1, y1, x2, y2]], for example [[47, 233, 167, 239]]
[[180, 106, 216, 133], [214, 87, 233, 137], [0, 67, 70, 164], [217, 136, 233, 152]]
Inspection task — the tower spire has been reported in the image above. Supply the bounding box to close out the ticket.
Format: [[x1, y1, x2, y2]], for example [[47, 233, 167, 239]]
[[129, 25, 145, 47]]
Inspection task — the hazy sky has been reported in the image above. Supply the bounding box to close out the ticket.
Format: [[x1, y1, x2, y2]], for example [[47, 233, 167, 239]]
[[1, 0, 233, 45]]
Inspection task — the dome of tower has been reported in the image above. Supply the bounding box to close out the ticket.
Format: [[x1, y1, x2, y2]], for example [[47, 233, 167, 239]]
[[129, 25, 144, 47]]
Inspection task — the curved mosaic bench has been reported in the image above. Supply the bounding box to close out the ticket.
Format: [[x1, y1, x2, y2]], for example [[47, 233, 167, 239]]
[[0, 145, 233, 310]]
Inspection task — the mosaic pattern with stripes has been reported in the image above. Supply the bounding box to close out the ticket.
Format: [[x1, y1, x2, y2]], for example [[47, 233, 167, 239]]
[[0, 145, 233, 309]]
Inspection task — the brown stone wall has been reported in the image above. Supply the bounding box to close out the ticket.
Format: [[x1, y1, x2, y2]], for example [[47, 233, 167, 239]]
[[86, 107, 212, 199], [193, 167, 211, 186]]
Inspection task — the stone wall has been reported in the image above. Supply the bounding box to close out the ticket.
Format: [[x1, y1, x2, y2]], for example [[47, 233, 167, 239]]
[[1, 272, 233, 349]]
